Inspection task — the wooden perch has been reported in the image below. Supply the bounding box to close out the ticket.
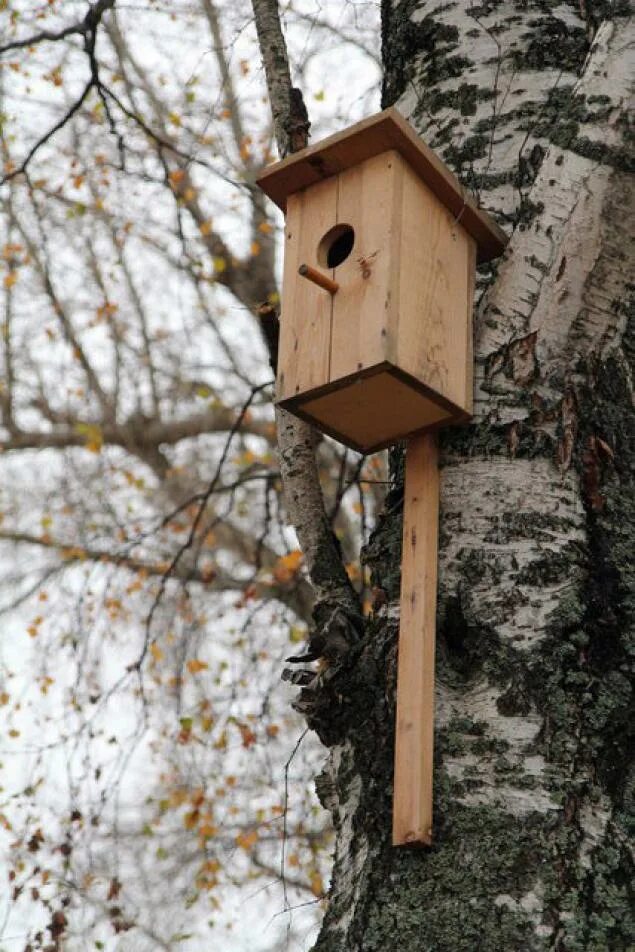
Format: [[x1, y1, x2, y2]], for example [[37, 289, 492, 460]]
[[298, 263, 339, 295]]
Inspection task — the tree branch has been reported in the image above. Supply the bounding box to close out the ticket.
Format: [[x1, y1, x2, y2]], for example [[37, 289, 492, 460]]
[[251, 0, 363, 673], [0, 0, 116, 55]]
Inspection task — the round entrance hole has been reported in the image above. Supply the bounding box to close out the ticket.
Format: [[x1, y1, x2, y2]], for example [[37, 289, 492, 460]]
[[317, 223, 355, 269]]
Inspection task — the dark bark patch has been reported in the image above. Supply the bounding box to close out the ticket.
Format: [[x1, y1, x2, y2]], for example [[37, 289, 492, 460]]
[[515, 17, 588, 73], [427, 82, 495, 116], [381, 0, 462, 107], [437, 595, 499, 684], [514, 541, 585, 587]]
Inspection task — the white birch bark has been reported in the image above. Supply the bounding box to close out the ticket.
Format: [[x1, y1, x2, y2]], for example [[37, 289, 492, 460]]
[[313, 5, 634, 950]]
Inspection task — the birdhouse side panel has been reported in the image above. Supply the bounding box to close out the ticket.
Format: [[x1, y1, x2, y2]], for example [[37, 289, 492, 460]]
[[395, 164, 475, 415], [329, 151, 402, 382], [277, 178, 337, 402]]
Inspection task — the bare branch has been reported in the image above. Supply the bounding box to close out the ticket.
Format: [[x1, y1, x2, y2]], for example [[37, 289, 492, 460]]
[[0, 406, 273, 454], [251, 0, 362, 660], [252, 0, 308, 158], [0, 0, 116, 55], [0, 0, 117, 183]]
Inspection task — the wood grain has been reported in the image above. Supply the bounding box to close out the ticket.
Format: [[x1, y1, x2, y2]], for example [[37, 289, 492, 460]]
[[277, 177, 336, 401], [297, 367, 450, 453], [396, 161, 475, 414], [393, 431, 439, 847], [329, 151, 400, 382], [256, 107, 507, 263], [298, 263, 339, 295]]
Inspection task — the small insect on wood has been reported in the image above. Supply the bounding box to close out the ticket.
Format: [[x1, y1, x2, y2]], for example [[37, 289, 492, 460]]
[[257, 108, 507, 846]]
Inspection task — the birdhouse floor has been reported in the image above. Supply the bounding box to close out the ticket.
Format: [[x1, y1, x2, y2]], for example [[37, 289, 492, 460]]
[[279, 362, 469, 454]]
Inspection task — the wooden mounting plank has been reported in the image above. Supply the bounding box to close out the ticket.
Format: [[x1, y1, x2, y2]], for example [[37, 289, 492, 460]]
[[393, 432, 439, 847], [255, 107, 507, 263]]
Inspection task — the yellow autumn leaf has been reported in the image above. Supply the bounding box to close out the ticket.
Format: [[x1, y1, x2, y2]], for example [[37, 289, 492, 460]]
[[213, 256, 226, 273], [198, 822, 217, 839], [309, 870, 324, 896], [236, 829, 258, 851], [48, 66, 63, 87], [74, 422, 103, 453], [150, 643, 164, 663], [237, 722, 256, 748], [168, 169, 185, 186], [3, 271, 17, 289], [250, 240, 261, 257], [258, 221, 273, 234], [213, 730, 227, 750], [273, 550, 303, 583], [235, 449, 256, 466], [199, 220, 213, 236], [314, 90, 325, 101], [186, 658, 208, 675]]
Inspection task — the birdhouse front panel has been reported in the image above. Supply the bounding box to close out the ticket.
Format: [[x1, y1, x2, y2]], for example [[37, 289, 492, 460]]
[[278, 176, 337, 398], [257, 108, 507, 453], [327, 152, 398, 383]]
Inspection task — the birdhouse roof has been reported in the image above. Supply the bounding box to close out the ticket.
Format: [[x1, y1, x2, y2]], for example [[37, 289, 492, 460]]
[[256, 107, 507, 264]]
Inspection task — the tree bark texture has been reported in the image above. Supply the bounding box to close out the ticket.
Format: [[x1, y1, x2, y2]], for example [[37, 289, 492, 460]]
[[311, 4, 633, 950]]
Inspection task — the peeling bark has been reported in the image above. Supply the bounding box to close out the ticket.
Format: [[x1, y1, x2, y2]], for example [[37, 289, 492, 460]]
[[311, 4, 634, 950]]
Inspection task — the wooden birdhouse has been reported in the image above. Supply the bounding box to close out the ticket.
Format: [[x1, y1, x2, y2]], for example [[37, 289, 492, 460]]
[[256, 107, 507, 453]]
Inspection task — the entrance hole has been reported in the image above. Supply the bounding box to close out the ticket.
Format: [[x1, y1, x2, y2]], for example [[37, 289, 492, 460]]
[[317, 223, 355, 269]]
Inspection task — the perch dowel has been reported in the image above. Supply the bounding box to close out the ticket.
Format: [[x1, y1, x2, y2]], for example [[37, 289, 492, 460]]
[[298, 263, 339, 295]]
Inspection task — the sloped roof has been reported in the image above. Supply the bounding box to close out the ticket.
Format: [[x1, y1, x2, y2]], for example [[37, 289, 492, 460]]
[[256, 107, 507, 264]]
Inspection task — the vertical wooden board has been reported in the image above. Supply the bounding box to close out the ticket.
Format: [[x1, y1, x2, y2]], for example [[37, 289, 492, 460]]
[[277, 178, 337, 401], [329, 151, 402, 381], [396, 164, 472, 412], [393, 432, 439, 847], [463, 236, 477, 414]]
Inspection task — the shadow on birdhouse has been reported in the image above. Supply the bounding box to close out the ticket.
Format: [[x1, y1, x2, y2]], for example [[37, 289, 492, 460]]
[[257, 108, 507, 453]]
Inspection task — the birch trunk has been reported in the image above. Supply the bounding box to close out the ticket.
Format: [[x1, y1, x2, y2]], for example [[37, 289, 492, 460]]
[[311, 4, 633, 950]]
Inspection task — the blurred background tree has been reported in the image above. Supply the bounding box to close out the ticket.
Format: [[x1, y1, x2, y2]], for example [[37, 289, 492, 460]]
[[0, 2, 380, 949]]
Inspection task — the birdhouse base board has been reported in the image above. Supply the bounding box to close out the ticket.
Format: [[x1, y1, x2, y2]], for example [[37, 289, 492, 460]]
[[278, 363, 469, 454]]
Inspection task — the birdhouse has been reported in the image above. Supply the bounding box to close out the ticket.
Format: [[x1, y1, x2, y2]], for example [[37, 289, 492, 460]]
[[257, 108, 507, 453]]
